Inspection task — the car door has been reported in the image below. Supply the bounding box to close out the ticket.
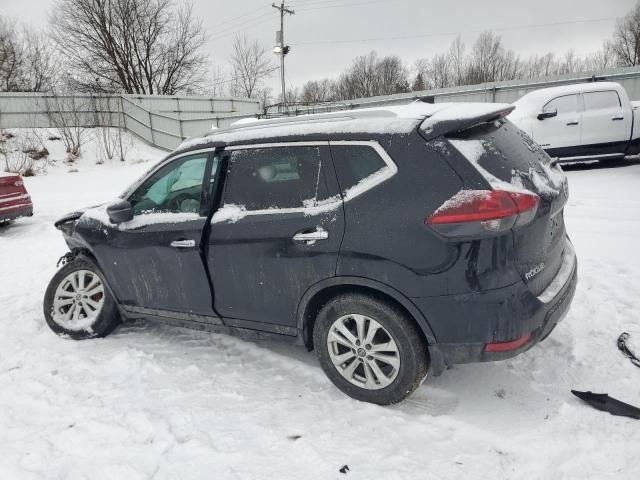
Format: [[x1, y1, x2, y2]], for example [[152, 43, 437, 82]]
[[207, 142, 345, 333], [532, 94, 581, 157], [93, 150, 221, 319], [580, 90, 630, 151]]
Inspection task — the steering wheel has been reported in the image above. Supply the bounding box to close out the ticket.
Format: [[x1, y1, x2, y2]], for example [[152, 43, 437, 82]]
[[167, 192, 199, 213]]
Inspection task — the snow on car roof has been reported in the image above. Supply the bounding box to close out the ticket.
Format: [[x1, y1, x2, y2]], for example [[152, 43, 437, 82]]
[[177, 102, 514, 151]]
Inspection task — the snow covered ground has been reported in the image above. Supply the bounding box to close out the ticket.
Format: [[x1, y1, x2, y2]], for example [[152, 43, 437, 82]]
[[1, 146, 640, 479]]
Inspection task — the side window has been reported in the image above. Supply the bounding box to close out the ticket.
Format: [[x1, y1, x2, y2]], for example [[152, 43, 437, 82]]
[[330, 144, 390, 196], [544, 95, 578, 115], [584, 91, 621, 110], [129, 153, 210, 216], [223, 146, 329, 211]]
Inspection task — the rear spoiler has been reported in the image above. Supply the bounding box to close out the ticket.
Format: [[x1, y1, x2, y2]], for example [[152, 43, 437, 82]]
[[419, 103, 515, 141]]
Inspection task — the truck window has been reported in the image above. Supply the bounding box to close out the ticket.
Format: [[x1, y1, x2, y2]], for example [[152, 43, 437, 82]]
[[544, 94, 578, 114], [583, 91, 621, 110]]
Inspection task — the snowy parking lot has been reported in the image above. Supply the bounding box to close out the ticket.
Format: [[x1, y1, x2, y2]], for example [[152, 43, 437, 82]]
[[1, 155, 640, 479]]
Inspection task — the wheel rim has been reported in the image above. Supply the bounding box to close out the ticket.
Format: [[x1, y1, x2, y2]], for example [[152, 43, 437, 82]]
[[327, 314, 400, 390], [52, 269, 105, 331]]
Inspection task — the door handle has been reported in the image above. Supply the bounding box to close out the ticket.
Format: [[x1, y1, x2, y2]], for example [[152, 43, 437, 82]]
[[612, 116, 624, 121], [293, 229, 329, 245], [170, 239, 196, 248], [566, 121, 579, 126]]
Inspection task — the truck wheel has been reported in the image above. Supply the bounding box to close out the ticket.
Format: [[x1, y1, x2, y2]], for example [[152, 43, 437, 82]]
[[313, 293, 429, 405], [43, 256, 120, 340]]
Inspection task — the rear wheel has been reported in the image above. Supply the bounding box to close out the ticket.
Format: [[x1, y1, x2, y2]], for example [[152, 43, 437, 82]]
[[313, 293, 429, 405], [43, 257, 120, 339]]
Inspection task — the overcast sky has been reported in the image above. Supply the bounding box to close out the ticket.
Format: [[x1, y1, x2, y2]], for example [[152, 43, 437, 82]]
[[3, 0, 638, 93]]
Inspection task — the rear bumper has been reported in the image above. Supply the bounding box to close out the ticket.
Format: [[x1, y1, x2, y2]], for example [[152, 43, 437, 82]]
[[416, 238, 578, 371], [0, 200, 33, 222]]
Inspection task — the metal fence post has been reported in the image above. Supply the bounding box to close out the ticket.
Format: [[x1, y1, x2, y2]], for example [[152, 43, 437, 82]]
[[148, 110, 155, 145]]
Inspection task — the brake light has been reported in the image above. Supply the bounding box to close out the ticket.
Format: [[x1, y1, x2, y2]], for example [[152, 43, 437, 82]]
[[426, 189, 539, 235]]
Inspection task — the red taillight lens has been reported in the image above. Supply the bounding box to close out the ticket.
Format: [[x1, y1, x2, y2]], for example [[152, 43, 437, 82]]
[[484, 334, 531, 352], [426, 190, 539, 227]]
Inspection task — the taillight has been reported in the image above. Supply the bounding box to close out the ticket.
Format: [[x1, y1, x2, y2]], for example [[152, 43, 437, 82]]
[[426, 189, 539, 237]]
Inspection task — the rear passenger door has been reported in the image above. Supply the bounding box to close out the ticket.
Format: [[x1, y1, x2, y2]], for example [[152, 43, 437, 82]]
[[207, 142, 344, 332], [580, 90, 630, 150]]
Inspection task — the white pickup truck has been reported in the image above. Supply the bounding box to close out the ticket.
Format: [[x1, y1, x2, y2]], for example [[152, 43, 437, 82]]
[[509, 82, 640, 162]]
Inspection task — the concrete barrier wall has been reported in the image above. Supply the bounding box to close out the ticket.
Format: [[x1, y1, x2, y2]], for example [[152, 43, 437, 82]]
[[0, 93, 260, 150]]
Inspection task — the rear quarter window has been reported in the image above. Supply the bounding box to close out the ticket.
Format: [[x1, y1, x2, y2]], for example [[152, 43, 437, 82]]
[[330, 144, 390, 196]]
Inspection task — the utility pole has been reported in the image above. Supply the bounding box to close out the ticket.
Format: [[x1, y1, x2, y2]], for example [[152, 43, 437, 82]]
[[272, 1, 294, 110]]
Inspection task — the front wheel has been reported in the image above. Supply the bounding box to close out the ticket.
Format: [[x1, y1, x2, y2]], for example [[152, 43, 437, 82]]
[[43, 256, 121, 339], [313, 294, 429, 405]]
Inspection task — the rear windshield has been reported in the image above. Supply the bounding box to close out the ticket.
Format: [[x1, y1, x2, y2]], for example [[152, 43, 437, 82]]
[[446, 119, 564, 195]]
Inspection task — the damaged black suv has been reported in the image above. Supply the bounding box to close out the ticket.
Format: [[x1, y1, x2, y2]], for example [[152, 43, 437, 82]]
[[44, 102, 577, 405]]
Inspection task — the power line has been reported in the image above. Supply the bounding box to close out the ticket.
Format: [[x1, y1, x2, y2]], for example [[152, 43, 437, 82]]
[[292, 0, 394, 11], [209, 12, 275, 41], [291, 17, 618, 46], [210, 66, 281, 88]]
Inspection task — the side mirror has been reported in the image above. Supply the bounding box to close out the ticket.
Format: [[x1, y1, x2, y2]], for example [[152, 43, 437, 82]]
[[537, 108, 558, 120], [106, 199, 133, 224]]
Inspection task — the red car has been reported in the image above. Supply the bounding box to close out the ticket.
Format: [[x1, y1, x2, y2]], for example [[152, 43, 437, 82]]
[[0, 172, 33, 224]]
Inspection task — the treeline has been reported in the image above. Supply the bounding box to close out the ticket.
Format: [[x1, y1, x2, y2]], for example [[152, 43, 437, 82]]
[[2, 0, 640, 106], [293, 29, 623, 104]]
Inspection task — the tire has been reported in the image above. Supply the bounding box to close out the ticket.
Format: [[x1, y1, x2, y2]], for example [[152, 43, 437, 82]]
[[313, 293, 429, 405], [43, 256, 121, 340]]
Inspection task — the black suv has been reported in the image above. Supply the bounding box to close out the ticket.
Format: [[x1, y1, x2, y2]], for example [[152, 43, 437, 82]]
[[45, 102, 577, 405]]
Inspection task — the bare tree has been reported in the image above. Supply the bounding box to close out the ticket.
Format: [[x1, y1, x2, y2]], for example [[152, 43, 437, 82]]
[[330, 52, 410, 100], [51, 0, 208, 94], [0, 18, 22, 91], [448, 36, 467, 86], [468, 31, 505, 83], [377, 55, 409, 94], [43, 95, 90, 161], [301, 79, 333, 103], [610, 2, 640, 66], [229, 33, 273, 99], [0, 17, 58, 92], [347, 52, 381, 98], [558, 49, 582, 74], [257, 87, 274, 109], [584, 43, 615, 71]]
